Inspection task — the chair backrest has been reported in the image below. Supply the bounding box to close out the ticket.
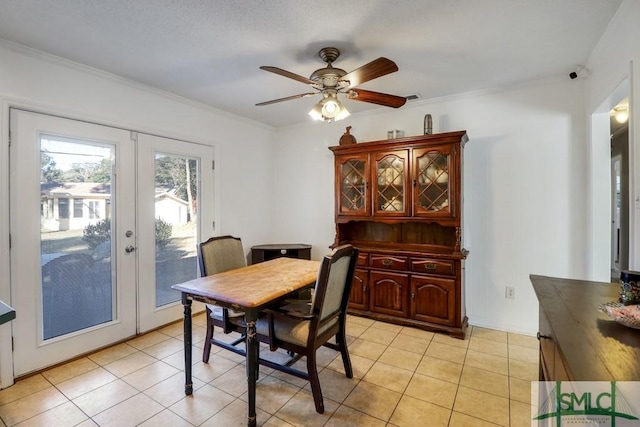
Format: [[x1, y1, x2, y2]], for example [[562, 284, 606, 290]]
[[198, 235, 246, 277], [310, 244, 359, 326]]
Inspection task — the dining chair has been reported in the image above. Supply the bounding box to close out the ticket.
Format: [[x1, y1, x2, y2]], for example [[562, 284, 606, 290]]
[[256, 244, 359, 413], [198, 235, 247, 363]]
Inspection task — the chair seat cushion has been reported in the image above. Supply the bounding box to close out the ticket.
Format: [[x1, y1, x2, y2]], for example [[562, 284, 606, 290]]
[[256, 316, 309, 346], [256, 314, 337, 347], [206, 303, 244, 319]]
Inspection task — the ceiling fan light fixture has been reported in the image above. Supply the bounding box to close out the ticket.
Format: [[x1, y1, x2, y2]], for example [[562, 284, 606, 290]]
[[308, 103, 323, 121], [259, 46, 404, 120], [309, 92, 350, 122]]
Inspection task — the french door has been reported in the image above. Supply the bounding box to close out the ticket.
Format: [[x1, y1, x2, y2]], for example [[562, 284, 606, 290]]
[[136, 133, 213, 332], [9, 110, 212, 376]]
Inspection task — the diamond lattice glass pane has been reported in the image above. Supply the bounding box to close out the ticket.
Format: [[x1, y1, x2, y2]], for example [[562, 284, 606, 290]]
[[377, 156, 404, 211], [341, 160, 366, 211], [417, 151, 449, 212]]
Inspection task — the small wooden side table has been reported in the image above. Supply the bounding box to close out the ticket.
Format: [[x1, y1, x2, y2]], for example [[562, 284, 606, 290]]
[[251, 244, 312, 265]]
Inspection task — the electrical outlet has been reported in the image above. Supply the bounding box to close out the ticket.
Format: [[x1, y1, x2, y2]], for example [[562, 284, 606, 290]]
[[505, 286, 515, 299]]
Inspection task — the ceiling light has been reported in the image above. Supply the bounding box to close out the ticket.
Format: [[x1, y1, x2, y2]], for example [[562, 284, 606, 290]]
[[309, 91, 350, 122], [614, 108, 629, 123]]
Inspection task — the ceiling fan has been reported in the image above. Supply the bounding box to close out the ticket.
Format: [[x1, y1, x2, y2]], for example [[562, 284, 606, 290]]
[[256, 47, 407, 122]]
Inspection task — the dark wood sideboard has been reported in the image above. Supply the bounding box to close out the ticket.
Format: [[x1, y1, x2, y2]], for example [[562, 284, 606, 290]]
[[531, 274, 640, 381], [250, 244, 312, 265]]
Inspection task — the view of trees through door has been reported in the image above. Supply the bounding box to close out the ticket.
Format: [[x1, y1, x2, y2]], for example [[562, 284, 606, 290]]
[[153, 153, 199, 307]]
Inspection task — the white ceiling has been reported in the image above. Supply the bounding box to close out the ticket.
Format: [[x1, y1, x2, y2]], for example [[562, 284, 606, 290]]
[[0, 0, 623, 128]]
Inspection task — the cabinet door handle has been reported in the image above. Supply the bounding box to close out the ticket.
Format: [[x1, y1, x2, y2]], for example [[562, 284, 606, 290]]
[[411, 292, 415, 300], [382, 259, 393, 266], [424, 263, 437, 270]]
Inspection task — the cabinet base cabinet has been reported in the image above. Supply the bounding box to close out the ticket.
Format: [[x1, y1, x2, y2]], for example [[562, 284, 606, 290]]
[[538, 307, 555, 381], [531, 274, 640, 382], [348, 254, 467, 339], [538, 299, 571, 381]]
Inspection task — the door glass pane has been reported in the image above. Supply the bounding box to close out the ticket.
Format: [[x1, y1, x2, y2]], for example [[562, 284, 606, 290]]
[[154, 154, 199, 307], [341, 159, 366, 212], [376, 155, 405, 212], [416, 151, 450, 212], [40, 137, 114, 340]]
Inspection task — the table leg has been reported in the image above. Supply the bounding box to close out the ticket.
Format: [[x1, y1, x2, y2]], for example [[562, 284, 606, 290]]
[[245, 308, 259, 427], [181, 293, 193, 395]]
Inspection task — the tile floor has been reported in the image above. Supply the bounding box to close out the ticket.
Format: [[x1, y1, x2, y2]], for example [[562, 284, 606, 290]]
[[0, 314, 539, 426]]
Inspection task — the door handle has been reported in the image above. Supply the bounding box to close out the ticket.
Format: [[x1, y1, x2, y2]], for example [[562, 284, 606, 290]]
[[125, 245, 136, 253]]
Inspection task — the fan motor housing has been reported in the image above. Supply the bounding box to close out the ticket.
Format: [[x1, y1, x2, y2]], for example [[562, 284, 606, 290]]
[[310, 67, 347, 87]]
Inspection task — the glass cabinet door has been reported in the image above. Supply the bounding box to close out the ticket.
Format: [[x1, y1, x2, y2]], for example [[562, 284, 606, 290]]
[[337, 154, 369, 216], [374, 150, 409, 216], [413, 146, 454, 217]]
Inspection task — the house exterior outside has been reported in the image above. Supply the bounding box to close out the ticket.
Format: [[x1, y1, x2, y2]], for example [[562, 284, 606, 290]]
[[154, 191, 189, 226], [41, 182, 188, 232], [41, 182, 110, 232]]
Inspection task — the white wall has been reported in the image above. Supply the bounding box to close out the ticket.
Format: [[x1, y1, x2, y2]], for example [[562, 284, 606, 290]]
[[0, 41, 275, 386], [271, 77, 588, 335]]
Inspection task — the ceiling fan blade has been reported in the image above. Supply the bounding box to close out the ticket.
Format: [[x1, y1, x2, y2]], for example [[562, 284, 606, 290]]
[[256, 92, 316, 106], [347, 89, 407, 108], [259, 66, 315, 85], [340, 58, 398, 87]]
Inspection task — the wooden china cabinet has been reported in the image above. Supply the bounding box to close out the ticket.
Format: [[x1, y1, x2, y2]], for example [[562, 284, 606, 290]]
[[329, 131, 469, 338]]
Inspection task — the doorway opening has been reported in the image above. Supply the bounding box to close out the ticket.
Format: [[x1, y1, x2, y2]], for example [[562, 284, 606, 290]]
[[590, 78, 630, 281], [610, 98, 630, 281]]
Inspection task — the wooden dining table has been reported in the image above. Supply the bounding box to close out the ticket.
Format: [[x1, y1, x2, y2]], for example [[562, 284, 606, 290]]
[[171, 257, 320, 427]]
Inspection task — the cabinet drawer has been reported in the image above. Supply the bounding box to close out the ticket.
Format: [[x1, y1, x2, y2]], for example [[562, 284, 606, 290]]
[[356, 252, 369, 267], [410, 258, 455, 276], [370, 254, 409, 271]]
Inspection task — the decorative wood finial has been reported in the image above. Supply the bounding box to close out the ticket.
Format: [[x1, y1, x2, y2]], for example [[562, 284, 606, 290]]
[[339, 126, 357, 145]]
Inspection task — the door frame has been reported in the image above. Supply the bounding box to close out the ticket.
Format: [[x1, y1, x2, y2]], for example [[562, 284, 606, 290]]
[[0, 100, 219, 386], [0, 101, 12, 388]]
